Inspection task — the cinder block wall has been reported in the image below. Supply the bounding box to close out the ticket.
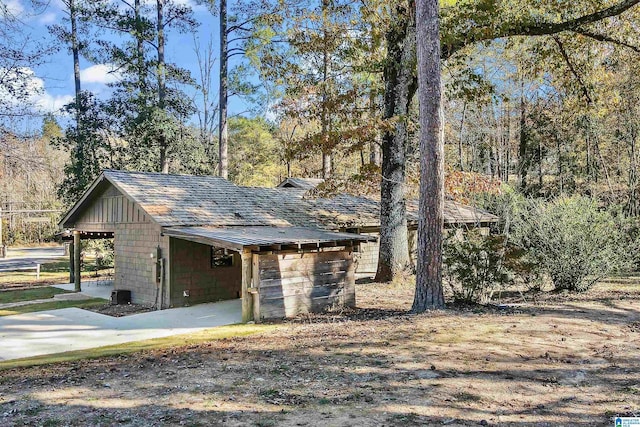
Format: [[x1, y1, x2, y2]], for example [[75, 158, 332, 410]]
[[114, 223, 168, 306], [169, 238, 242, 307]]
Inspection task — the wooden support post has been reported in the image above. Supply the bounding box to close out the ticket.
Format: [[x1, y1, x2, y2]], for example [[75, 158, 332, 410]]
[[36, 263, 40, 280], [69, 241, 75, 283], [0, 206, 4, 259], [73, 230, 81, 292], [251, 254, 261, 323], [240, 249, 253, 323]]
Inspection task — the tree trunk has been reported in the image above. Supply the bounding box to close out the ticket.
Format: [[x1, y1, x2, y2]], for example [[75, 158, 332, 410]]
[[369, 88, 381, 166], [413, 0, 444, 311], [135, 0, 145, 94], [458, 101, 466, 171], [517, 86, 527, 190], [219, 0, 229, 179], [70, 0, 81, 118], [157, 0, 169, 173], [375, 1, 416, 283], [321, 0, 331, 179]]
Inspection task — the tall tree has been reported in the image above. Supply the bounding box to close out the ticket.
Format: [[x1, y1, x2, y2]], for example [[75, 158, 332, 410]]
[[374, 0, 416, 282], [413, 0, 444, 311], [376, 0, 640, 287], [218, 0, 229, 178]]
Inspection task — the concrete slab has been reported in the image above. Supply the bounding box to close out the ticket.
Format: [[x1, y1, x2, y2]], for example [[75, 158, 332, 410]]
[[52, 281, 114, 300], [0, 299, 242, 361]]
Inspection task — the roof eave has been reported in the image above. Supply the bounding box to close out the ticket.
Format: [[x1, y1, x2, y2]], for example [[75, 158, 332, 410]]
[[58, 173, 108, 228]]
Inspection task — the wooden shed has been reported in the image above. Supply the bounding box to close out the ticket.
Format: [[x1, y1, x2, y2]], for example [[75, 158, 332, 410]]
[[59, 170, 374, 322]]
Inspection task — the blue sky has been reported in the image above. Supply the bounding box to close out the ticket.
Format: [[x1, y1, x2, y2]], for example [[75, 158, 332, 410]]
[[8, 0, 255, 130]]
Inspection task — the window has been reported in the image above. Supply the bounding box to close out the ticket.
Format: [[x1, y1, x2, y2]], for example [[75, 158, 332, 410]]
[[211, 247, 233, 268]]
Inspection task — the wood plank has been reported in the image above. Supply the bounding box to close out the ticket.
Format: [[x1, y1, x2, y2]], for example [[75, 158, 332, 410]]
[[259, 265, 351, 280], [260, 292, 351, 319], [260, 273, 351, 289], [259, 251, 352, 268], [260, 283, 346, 300]]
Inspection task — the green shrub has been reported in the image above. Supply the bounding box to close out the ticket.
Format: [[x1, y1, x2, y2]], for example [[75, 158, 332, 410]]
[[443, 230, 526, 304], [516, 197, 631, 292]]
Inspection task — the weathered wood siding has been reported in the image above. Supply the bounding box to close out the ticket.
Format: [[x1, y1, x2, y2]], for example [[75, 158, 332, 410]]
[[256, 251, 355, 320], [169, 238, 242, 306], [74, 184, 150, 231]]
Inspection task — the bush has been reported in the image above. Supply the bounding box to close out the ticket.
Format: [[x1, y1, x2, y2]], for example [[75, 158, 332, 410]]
[[85, 239, 114, 270], [443, 230, 526, 304], [516, 197, 631, 292]]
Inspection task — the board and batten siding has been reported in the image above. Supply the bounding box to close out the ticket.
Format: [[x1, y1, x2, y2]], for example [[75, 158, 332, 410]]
[[255, 250, 356, 320], [73, 185, 150, 231]]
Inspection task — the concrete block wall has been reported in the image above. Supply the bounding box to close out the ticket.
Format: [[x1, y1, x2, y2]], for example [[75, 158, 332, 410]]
[[114, 222, 168, 306]]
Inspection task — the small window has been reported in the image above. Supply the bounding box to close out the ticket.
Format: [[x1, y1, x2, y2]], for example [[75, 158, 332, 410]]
[[211, 247, 233, 268]]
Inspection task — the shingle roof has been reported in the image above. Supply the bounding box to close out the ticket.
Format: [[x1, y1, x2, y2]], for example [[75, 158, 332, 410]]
[[274, 178, 499, 226], [277, 177, 325, 190], [61, 170, 498, 229]]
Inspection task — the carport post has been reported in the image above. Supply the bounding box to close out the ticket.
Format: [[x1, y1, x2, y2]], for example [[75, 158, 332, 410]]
[[241, 249, 253, 323], [69, 241, 75, 283], [73, 230, 81, 292]]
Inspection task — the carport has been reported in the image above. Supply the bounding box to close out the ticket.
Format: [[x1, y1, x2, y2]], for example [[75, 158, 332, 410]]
[[163, 226, 374, 322]]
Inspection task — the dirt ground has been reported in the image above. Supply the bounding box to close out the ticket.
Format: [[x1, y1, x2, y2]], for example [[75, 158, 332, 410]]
[[87, 303, 154, 317], [0, 278, 639, 427]]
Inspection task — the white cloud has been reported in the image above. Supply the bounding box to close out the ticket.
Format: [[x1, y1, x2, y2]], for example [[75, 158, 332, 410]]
[[4, 0, 24, 17], [79, 64, 121, 85], [0, 67, 73, 114], [38, 12, 57, 24], [33, 92, 74, 113]]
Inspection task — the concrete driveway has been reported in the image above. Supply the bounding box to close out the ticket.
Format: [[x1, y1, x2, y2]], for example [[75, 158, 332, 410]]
[[0, 299, 242, 361]]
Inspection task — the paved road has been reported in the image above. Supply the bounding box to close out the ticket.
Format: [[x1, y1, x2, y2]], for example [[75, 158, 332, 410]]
[[0, 299, 242, 361], [0, 246, 66, 271]]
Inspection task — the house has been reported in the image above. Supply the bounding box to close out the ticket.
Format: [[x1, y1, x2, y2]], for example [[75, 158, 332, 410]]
[[59, 170, 497, 321], [275, 177, 499, 277]]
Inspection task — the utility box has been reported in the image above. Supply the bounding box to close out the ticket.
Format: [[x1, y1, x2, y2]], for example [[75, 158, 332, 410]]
[[111, 290, 131, 305]]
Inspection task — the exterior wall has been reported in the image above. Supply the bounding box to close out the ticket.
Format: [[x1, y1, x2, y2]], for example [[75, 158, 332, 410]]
[[355, 235, 379, 279], [74, 185, 150, 231], [169, 238, 242, 307], [255, 250, 355, 320], [113, 222, 169, 307], [72, 183, 166, 307]]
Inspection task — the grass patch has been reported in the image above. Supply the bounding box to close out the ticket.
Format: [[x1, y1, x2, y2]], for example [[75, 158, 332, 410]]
[[0, 257, 112, 286], [0, 286, 69, 304], [0, 323, 277, 370], [0, 298, 106, 317], [453, 391, 483, 402]]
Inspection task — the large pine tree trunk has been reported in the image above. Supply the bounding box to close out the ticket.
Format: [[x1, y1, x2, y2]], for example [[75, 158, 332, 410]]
[[157, 0, 169, 173], [375, 1, 417, 283], [413, 0, 444, 311], [321, 0, 331, 179], [219, 0, 229, 179], [70, 0, 81, 112], [135, 0, 145, 94]]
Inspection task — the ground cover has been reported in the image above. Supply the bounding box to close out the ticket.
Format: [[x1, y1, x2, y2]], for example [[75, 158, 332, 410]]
[[0, 279, 637, 426]]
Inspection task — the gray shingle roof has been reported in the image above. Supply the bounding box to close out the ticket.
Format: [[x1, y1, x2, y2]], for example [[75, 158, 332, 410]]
[[61, 170, 498, 229]]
